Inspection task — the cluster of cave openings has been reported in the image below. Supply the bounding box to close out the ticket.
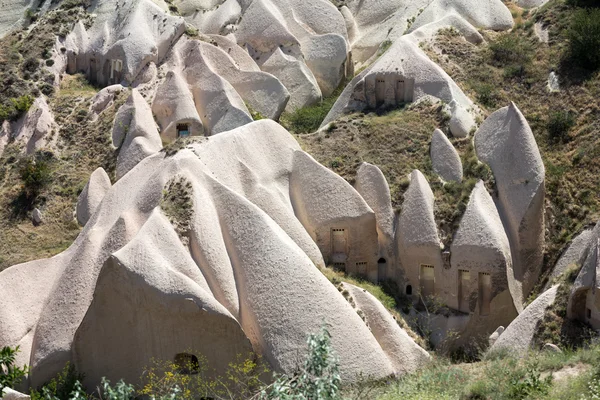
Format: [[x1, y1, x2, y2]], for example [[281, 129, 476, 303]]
[[458, 270, 470, 313], [174, 353, 200, 375], [375, 76, 413, 107], [478, 272, 492, 316], [177, 123, 190, 138], [420, 264, 435, 298], [109, 59, 123, 85], [331, 228, 347, 256], [332, 262, 346, 272]]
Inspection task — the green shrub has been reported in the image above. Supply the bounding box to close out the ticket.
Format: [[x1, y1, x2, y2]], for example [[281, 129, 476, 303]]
[[261, 326, 341, 399], [568, 9, 600, 71], [0, 346, 28, 392], [20, 155, 52, 198], [489, 34, 533, 66], [30, 363, 84, 400], [0, 95, 35, 122], [547, 110, 576, 143], [472, 83, 499, 108], [507, 364, 552, 399]]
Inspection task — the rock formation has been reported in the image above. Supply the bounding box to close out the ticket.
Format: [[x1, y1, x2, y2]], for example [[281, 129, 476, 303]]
[[354, 162, 396, 281], [430, 129, 462, 183], [76, 167, 112, 226], [475, 103, 545, 299], [396, 170, 442, 296], [489, 285, 559, 354], [0, 120, 428, 389], [9, 96, 57, 154], [113, 89, 162, 179]]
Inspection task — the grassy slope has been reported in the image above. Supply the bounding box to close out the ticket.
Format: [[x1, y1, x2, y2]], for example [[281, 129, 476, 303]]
[[0, 74, 124, 271], [368, 344, 600, 399]]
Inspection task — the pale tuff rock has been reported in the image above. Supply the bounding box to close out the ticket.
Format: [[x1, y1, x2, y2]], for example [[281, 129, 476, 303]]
[[447, 100, 475, 138], [1, 388, 31, 400], [73, 209, 254, 387], [430, 129, 463, 183], [152, 70, 204, 141], [89, 85, 124, 121], [113, 90, 162, 179], [407, 0, 513, 34], [548, 72, 560, 92], [547, 228, 593, 287], [290, 151, 379, 281], [567, 222, 600, 329], [516, 0, 550, 8], [261, 48, 322, 112], [64, 0, 186, 86], [489, 326, 505, 346], [0, 120, 425, 388], [354, 162, 395, 280], [176, 0, 349, 110], [342, 283, 431, 374], [76, 167, 112, 226], [475, 103, 545, 299], [450, 181, 521, 340], [321, 36, 475, 131], [534, 23, 550, 43], [11, 96, 57, 154], [490, 285, 559, 354], [0, 0, 35, 39], [152, 36, 289, 139], [0, 121, 10, 157], [396, 170, 442, 293], [32, 208, 43, 226]]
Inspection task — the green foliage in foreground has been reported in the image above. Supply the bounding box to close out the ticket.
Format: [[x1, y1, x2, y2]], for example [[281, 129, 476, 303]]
[[376, 345, 600, 400], [0, 346, 28, 392]]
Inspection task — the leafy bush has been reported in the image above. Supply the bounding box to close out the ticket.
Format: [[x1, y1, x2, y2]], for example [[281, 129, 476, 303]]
[[567, 0, 600, 7], [507, 364, 552, 399], [20, 154, 52, 199], [140, 352, 268, 400], [30, 363, 85, 400], [568, 9, 600, 71], [547, 110, 576, 143], [0, 346, 28, 392], [260, 326, 341, 399], [0, 95, 35, 122]]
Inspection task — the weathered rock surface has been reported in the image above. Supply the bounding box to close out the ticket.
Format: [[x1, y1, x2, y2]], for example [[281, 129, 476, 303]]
[[0, 120, 425, 389], [11, 96, 57, 154], [489, 285, 559, 354], [1, 388, 31, 400], [64, 0, 185, 87], [114, 89, 162, 179], [430, 129, 462, 182], [343, 283, 431, 374], [475, 103, 545, 299], [76, 167, 112, 226], [354, 162, 395, 279]]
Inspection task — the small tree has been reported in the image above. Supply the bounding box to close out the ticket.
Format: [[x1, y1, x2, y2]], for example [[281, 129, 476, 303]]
[[0, 346, 28, 392]]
